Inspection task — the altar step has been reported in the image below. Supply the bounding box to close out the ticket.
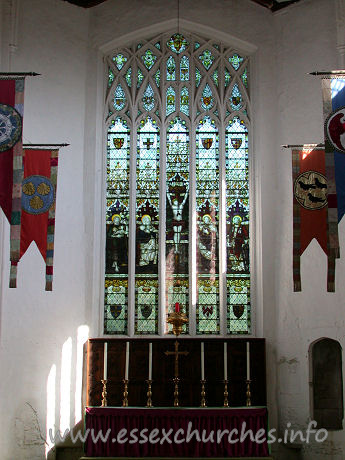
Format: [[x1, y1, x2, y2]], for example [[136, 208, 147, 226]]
[[79, 457, 275, 460]]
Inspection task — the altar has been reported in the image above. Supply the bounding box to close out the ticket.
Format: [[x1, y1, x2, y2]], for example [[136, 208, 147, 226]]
[[83, 338, 269, 458], [83, 407, 270, 458]]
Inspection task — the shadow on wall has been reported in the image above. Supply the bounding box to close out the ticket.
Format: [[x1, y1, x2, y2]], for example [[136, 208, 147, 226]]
[[46, 325, 89, 459]]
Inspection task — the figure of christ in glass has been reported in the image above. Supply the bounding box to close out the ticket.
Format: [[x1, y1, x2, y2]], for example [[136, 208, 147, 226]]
[[165, 118, 189, 332]]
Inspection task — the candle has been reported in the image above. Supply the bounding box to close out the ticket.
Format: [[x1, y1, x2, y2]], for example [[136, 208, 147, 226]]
[[175, 302, 180, 313], [103, 342, 108, 380], [246, 342, 250, 380], [148, 342, 152, 380], [224, 342, 227, 380], [125, 341, 129, 380], [201, 342, 205, 380]]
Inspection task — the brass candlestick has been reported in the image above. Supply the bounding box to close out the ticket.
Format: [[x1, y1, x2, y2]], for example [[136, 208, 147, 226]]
[[173, 376, 180, 407], [122, 379, 129, 407], [101, 379, 108, 407], [200, 379, 207, 407], [223, 379, 229, 407], [146, 379, 153, 407], [246, 379, 252, 407]]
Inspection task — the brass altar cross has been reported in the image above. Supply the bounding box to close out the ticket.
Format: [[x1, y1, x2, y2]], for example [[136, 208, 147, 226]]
[[165, 340, 189, 407]]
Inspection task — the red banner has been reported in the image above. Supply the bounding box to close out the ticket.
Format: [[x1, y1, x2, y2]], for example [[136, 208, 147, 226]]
[[292, 147, 335, 291], [0, 78, 24, 223], [10, 148, 59, 290]]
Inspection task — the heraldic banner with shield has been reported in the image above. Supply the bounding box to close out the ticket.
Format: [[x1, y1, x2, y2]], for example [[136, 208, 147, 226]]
[[322, 76, 345, 239], [292, 147, 336, 291], [10, 148, 59, 291], [0, 77, 25, 267]]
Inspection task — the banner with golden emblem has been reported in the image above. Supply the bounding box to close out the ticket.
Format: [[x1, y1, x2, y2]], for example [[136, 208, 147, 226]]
[[292, 146, 336, 291], [10, 148, 59, 290]]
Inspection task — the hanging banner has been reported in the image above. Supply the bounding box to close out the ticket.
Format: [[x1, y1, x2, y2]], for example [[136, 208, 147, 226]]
[[0, 77, 25, 274], [292, 146, 336, 291], [322, 77, 345, 245], [10, 148, 59, 291]]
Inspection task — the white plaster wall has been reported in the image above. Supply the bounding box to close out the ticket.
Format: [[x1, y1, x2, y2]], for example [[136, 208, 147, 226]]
[[0, 0, 90, 458], [0, 0, 343, 459], [274, 0, 345, 459]]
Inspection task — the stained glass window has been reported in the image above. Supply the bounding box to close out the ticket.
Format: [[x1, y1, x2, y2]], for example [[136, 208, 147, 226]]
[[104, 118, 130, 334], [196, 117, 220, 334], [135, 118, 160, 334], [166, 118, 189, 333], [225, 117, 250, 334], [104, 32, 251, 337]]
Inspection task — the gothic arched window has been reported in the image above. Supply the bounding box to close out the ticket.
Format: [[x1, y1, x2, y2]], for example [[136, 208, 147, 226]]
[[104, 32, 251, 336]]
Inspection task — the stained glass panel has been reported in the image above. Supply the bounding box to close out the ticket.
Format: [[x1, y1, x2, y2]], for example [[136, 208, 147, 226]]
[[154, 69, 160, 88], [225, 68, 232, 87], [180, 87, 189, 116], [201, 84, 214, 111], [180, 56, 189, 81], [230, 83, 243, 111], [104, 118, 130, 334], [108, 68, 114, 88], [229, 53, 244, 71], [166, 86, 176, 116], [113, 84, 126, 111], [135, 117, 160, 334], [225, 117, 250, 334], [167, 33, 188, 54], [112, 53, 127, 70], [142, 49, 157, 70], [199, 49, 214, 70], [125, 67, 132, 88], [137, 68, 144, 88], [212, 69, 219, 87], [166, 118, 189, 332], [167, 56, 176, 81], [241, 68, 248, 88], [142, 83, 155, 111], [196, 117, 220, 334], [195, 67, 202, 88]]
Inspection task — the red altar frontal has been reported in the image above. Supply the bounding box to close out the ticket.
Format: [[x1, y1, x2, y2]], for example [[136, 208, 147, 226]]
[[84, 407, 270, 458]]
